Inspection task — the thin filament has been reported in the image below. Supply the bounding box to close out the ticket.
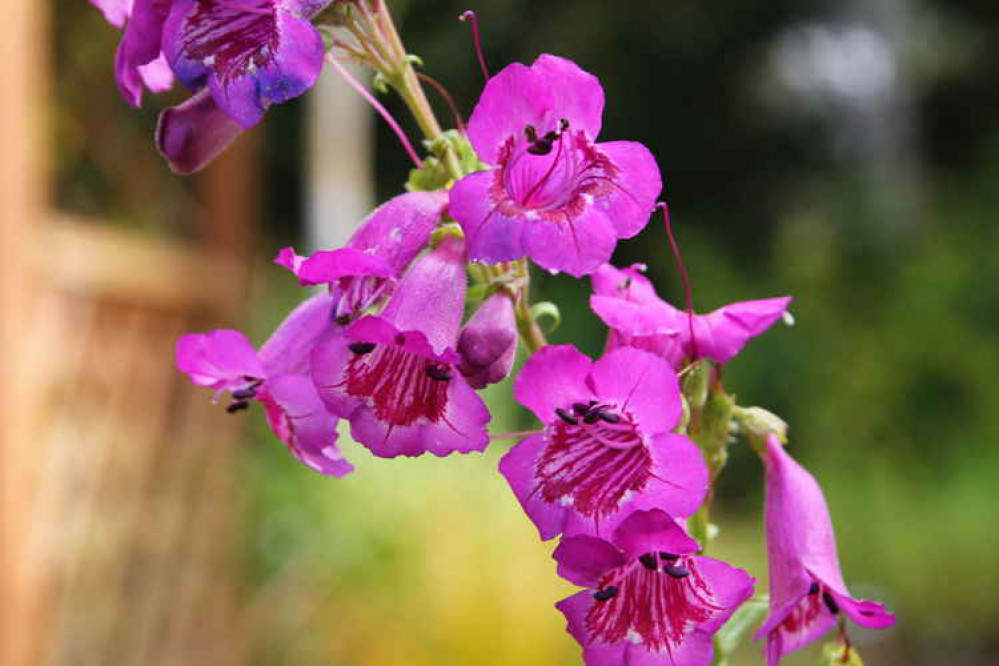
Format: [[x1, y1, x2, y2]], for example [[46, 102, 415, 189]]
[[459, 10, 490, 80], [416, 72, 467, 132], [325, 53, 422, 168], [658, 202, 699, 360]]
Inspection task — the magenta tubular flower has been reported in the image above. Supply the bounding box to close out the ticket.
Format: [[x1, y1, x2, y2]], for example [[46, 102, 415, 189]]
[[555, 509, 755, 666], [755, 435, 894, 664], [176, 293, 353, 477], [275, 191, 448, 326], [449, 55, 662, 277], [591, 263, 793, 369], [457, 290, 518, 389], [499, 345, 708, 540], [311, 235, 491, 459]]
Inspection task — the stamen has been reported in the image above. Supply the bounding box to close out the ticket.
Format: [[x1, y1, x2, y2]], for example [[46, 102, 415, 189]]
[[659, 552, 679, 561], [232, 387, 257, 400], [593, 586, 619, 602], [639, 553, 659, 571], [555, 407, 579, 425], [349, 341, 377, 355], [426, 365, 453, 381], [335, 314, 352, 326], [808, 581, 820, 595], [459, 10, 490, 81], [596, 410, 621, 424], [226, 400, 250, 414], [415, 72, 466, 133], [572, 402, 592, 415], [664, 562, 690, 578], [325, 53, 423, 168], [658, 202, 699, 360], [823, 592, 840, 615]]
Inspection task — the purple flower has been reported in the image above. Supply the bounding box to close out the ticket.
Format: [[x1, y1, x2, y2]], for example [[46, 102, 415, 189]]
[[155, 89, 245, 175], [591, 263, 793, 369], [163, 0, 330, 129], [555, 509, 755, 666], [176, 294, 352, 476], [275, 190, 448, 325], [755, 435, 894, 665], [311, 235, 491, 458], [499, 345, 708, 540], [449, 55, 661, 277], [457, 291, 518, 389]]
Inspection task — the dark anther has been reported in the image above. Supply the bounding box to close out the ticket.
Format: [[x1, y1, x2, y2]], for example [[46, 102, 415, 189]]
[[395, 333, 407, 345], [664, 562, 690, 578], [528, 139, 555, 156], [808, 582, 820, 595], [572, 402, 592, 415], [619, 277, 633, 291], [226, 401, 250, 414], [583, 411, 601, 424], [659, 552, 679, 561], [559, 118, 570, 132], [232, 388, 257, 401], [349, 341, 377, 355], [524, 125, 538, 142], [639, 553, 659, 571], [593, 586, 619, 602], [335, 314, 352, 326], [596, 410, 621, 424], [822, 592, 839, 615], [555, 408, 579, 425], [426, 365, 452, 381]]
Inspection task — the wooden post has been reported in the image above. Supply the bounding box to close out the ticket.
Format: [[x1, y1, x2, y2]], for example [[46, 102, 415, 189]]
[[0, 0, 49, 664]]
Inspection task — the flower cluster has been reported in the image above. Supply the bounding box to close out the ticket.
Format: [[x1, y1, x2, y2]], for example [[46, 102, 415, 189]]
[[92, 2, 896, 662]]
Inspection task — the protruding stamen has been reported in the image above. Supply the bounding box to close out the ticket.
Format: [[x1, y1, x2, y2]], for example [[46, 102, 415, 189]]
[[659, 552, 679, 561], [664, 562, 690, 578], [459, 10, 490, 81], [232, 388, 257, 400], [808, 581, 820, 595], [555, 408, 579, 425], [426, 365, 452, 381], [415, 72, 466, 132], [349, 342, 377, 355], [639, 553, 659, 571], [596, 410, 621, 424], [823, 592, 840, 615], [325, 53, 423, 168], [335, 314, 352, 326], [572, 402, 592, 415], [226, 401, 250, 414], [593, 586, 619, 602], [658, 202, 699, 360]]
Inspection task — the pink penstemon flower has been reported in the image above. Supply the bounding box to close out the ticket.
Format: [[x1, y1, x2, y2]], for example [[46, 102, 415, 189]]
[[554, 509, 755, 666], [756, 434, 895, 664], [449, 54, 662, 277], [176, 293, 352, 476], [499, 345, 708, 540]]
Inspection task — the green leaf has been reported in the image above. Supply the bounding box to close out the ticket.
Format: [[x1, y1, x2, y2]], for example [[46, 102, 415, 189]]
[[716, 595, 769, 657]]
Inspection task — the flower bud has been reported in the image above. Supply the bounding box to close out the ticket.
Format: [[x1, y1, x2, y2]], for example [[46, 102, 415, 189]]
[[457, 292, 518, 389], [733, 406, 788, 450]]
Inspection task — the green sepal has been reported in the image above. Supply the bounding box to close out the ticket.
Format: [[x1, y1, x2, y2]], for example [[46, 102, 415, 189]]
[[681, 361, 710, 410], [406, 130, 487, 192]]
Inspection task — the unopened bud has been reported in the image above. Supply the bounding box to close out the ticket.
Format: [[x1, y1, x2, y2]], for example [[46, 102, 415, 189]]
[[733, 406, 788, 445], [457, 291, 518, 389]]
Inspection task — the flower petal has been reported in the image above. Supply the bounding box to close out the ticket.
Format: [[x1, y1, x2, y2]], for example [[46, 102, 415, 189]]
[[346, 190, 448, 271], [264, 374, 352, 477], [591, 141, 661, 239], [610, 508, 700, 560], [552, 534, 626, 588], [114, 0, 172, 107], [449, 170, 526, 264], [466, 63, 553, 165], [176, 329, 264, 390], [258, 293, 333, 377], [156, 89, 244, 174], [700, 296, 793, 363], [587, 346, 681, 434], [513, 345, 594, 423], [522, 205, 617, 277], [646, 433, 711, 519], [497, 434, 570, 540], [530, 54, 604, 140]]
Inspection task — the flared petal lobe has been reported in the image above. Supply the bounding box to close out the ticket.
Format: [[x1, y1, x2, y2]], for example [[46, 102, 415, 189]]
[[156, 89, 244, 175]]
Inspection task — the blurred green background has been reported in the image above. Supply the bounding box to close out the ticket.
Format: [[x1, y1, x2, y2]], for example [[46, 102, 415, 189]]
[[58, 0, 999, 664]]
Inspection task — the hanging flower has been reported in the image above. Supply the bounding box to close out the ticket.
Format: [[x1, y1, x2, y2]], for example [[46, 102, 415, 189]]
[[312, 235, 491, 458], [591, 263, 792, 369], [499, 345, 708, 540], [755, 434, 894, 665], [555, 509, 755, 666], [176, 293, 352, 476], [456, 290, 519, 389], [449, 55, 662, 277]]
